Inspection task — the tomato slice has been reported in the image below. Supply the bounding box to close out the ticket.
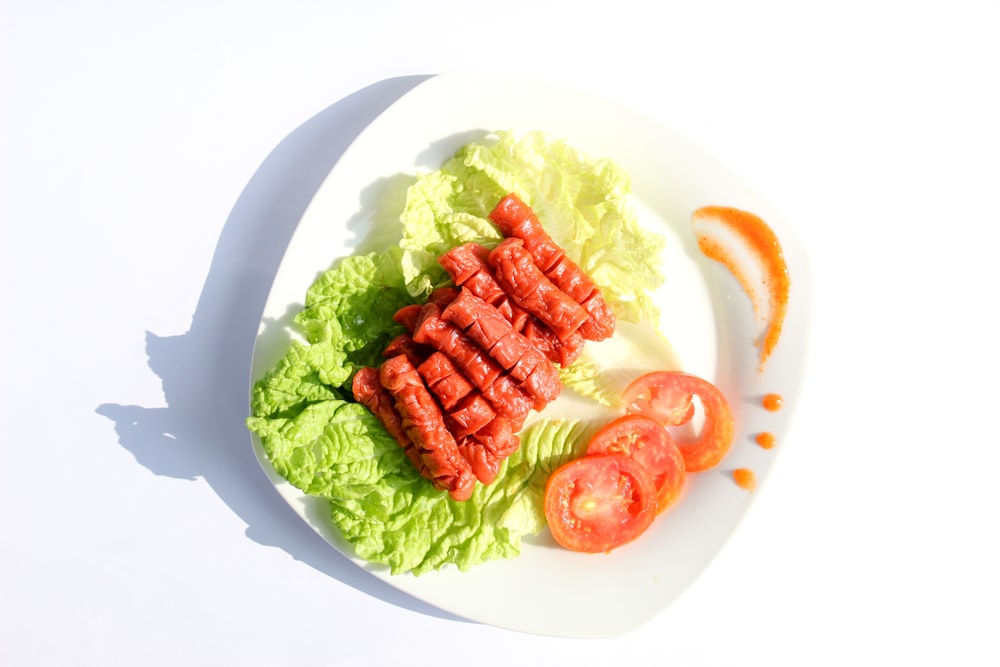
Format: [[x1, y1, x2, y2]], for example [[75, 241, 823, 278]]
[[621, 371, 735, 472], [543, 453, 657, 553], [621, 375, 695, 426], [586, 415, 686, 513]]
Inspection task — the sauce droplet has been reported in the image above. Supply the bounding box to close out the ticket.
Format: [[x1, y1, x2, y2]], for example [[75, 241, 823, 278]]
[[733, 468, 756, 492], [691, 206, 791, 373], [755, 432, 776, 449], [762, 393, 783, 411]]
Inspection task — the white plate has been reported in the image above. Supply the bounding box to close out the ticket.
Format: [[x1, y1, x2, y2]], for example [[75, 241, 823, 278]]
[[248, 73, 810, 638]]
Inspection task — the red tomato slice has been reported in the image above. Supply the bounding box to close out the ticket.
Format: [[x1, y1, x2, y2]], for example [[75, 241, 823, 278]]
[[621, 371, 735, 472], [586, 415, 686, 513], [543, 453, 657, 553], [621, 375, 695, 426]]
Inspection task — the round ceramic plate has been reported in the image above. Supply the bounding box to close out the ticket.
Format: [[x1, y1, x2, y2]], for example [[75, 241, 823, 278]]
[[248, 73, 810, 638]]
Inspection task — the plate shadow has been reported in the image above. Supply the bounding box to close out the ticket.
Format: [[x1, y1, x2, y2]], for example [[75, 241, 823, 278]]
[[96, 74, 469, 623]]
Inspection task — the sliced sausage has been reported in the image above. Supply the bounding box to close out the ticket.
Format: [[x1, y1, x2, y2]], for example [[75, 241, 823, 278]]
[[416, 351, 474, 411], [351, 366, 428, 476], [439, 243, 531, 331], [413, 303, 534, 426], [442, 288, 561, 407], [489, 192, 615, 341], [379, 354, 476, 501], [488, 238, 590, 343]]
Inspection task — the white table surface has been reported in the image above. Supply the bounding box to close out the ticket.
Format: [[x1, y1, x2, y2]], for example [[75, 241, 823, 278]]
[[4, 1, 998, 664]]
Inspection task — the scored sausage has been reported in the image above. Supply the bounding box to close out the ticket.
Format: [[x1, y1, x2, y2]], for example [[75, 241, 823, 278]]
[[442, 287, 561, 408], [440, 242, 583, 365], [488, 238, 590, 343], [379, 354, 476, 501], [489, 192, 615, 341]]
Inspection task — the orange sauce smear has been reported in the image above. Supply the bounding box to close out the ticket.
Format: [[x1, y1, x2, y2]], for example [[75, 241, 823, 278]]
[[692, 206, 791, 372], [755, 432, 776, 449], [733, 468, 757, 492]]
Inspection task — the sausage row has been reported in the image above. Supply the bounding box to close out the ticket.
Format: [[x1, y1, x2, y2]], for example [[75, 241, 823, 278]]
[[352, 193, 617, 500]]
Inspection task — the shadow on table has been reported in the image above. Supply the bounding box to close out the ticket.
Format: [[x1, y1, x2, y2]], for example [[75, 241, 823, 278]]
[[96, 74, 468, 624]]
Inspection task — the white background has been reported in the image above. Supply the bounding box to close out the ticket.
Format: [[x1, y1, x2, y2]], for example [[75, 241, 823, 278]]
[[3, 1, 998, 665]]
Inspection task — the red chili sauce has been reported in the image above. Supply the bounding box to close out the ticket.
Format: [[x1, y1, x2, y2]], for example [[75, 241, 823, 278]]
[[762, 393, 783, 411], [732, 467, 757, 493], [692, 206, 791, 372], [755, 432, 776, 450]]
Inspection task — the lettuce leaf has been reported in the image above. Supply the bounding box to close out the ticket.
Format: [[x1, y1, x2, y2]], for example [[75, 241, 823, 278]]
[[250, 340, 346, 418], [331, 418, 588, 575], [294, 250, 415, 371], [248, 400, 399, 498]]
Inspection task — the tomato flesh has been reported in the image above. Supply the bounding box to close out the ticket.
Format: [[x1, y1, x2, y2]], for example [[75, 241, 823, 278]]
[[543, 453, 657, 553], [586, 414, 686, 513], [622, 377, 695, 426], [621, 371, 735, 472]]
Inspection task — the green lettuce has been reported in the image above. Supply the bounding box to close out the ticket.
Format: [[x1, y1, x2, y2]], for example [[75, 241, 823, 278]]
[[294, 250, 414, 366], [247, 130, 670, 574]]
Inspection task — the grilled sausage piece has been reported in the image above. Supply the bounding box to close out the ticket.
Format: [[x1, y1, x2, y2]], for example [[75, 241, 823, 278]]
[[412, 303, 534, 426], [439, 243, 531, 331], [488, 238, 590, 343], [412, 303, 502, 390], [489, 192, 616, 341], [352, 366, 428, 476], [519, 318, 584, 367], [457, 416, 519, 485], [415, 348, 521, 483], [416, 351, 473, 411], [442, 287, 561, 408], [379, 354, 476, 501], [382, 333, 430, 367], [392, 286, 457, 333], [445, 392, 497, 440], [439, 242, 583, 365]]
